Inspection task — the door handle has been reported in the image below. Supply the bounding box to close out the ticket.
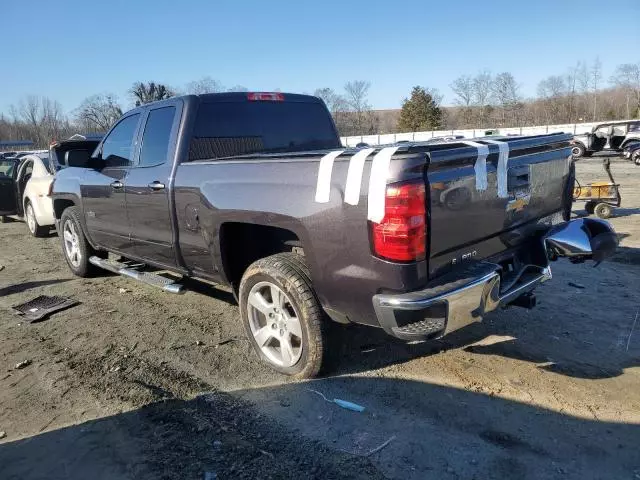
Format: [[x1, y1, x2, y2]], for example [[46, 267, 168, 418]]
[[110, 181, 123, 189], [148, 181, 165, 191]]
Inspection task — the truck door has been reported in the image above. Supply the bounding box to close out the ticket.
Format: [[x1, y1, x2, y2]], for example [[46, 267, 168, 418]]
[[81, 113, 141, 254], [124, 103, 179, 267], [0, 160, 18, 217]]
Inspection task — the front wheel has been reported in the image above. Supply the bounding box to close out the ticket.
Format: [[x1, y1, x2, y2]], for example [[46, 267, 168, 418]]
[[59, 206, 100, 277], [239, 253, 328, 378]]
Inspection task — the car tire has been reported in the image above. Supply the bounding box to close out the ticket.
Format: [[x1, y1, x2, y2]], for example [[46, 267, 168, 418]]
[[0, 215, 9, 223], [59, 206, 100, 277], [633, 151, 640, 165], [585, 201, 596, 215], [24, 200, 48, 237], [571, 143, 586, 159], [594, 203, 613, 219], [239, 252, 328, 379]]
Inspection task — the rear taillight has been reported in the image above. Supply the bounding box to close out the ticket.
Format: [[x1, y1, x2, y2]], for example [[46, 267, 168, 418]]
[[247, 92, 284, 101], [370, 182, 426, 262]]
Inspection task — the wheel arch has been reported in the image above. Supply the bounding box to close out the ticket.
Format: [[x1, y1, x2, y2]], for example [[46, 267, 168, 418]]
[[218, 222, 307, 294]]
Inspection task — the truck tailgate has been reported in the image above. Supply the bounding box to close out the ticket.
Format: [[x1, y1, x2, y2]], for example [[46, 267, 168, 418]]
[[425, 134, 573, 277]]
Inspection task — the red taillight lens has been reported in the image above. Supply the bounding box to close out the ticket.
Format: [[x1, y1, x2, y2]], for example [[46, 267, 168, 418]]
[[370, 182, 426, 262], [247, 92, 285, 101]]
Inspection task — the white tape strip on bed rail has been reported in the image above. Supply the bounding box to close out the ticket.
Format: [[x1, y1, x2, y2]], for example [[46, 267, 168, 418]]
[[459, 140, 488, 192], [314, 150, 344, 203], [367, 146, 399, 223], [484, 139, 510, 198], [344, 148, 375, 205]]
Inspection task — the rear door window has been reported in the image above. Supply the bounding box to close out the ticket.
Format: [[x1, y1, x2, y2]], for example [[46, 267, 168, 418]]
[[138, 106, 176, 167], [101, 114, 141, 167], [189, 100, 340, 161]]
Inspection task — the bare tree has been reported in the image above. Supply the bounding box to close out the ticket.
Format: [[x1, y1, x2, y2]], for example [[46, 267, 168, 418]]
[[472, 71, 494, 126], [9, 96, 71, 147], [75, 94, 123, 132], [450, 75, 474, 126], [342, 81, 379, 136], [610, 63, 640, 118], [537, 76, 567, 124], [184, 76, 224, 95], [492, 72, 521, 125], [227, 85, 249, 92], [591, 57, 602, 120], [130, 82, 175, 106]]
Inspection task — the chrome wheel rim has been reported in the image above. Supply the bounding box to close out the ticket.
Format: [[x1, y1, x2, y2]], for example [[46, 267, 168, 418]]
[[63, 220, 81, 268], [247, 281, 303, 368], [571, 146, 581, 157], [26, 204, 36, 233]]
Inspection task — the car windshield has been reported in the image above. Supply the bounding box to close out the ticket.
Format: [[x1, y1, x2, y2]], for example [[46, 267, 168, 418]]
[[189, 100, 340, 160]]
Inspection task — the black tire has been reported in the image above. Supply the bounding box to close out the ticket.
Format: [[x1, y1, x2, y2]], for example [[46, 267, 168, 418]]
[[239, 252, 328, 378], [633, 151, 640, 166], [59, 206, 100, 277], [24, 200, 49, 237], [571, 143, 585, 159], [585, 201, 597, 215], [0, 215, 9, 223], [594, 203, 613, 219], [582, 151, 593, 157]]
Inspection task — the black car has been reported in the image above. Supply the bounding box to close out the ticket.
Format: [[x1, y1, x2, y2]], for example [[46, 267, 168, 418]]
[[621, 141, 640, 165]]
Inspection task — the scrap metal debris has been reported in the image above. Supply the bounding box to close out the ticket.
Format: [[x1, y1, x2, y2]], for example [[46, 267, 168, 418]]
[[308, 388, 366, 412], [14, 360, 32, 369], [12, 295, 79, 323], [366, 435, 396, 456], [0, 431, 6, 439]]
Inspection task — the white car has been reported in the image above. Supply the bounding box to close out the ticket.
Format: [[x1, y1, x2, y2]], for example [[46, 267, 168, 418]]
[[0, 152, 55, 236]]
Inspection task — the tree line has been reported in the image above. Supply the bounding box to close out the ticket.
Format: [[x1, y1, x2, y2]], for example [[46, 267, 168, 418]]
[[1, 60, 638, 148]]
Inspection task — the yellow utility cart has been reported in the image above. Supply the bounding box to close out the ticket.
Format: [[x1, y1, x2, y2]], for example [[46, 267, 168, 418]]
[[573, 158, 621, 219]]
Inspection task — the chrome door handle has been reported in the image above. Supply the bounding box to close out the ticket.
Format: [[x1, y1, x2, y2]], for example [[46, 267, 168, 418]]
[[148, 181, 165, 191], [110, 181, 123, 189]]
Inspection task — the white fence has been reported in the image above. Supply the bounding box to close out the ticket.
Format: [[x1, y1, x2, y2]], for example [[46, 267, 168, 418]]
[[340, 120, 634, 147]]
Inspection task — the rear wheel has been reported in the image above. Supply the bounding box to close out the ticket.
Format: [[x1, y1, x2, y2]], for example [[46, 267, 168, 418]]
[[633, 151, 640, 165], [585, 201, 596, 215], [25, 201, 48, 237], [239, 252, 328, 378], [594, 203, 613, 219], [571, 143, 585, 159], [59, 206, 100, 277]]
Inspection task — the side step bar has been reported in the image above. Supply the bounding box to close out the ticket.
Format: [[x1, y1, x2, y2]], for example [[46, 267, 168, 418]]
[[89, 256, 185, 294]]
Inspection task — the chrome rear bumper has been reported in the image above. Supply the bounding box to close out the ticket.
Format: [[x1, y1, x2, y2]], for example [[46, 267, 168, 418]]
[[373, 218, 617, 340]]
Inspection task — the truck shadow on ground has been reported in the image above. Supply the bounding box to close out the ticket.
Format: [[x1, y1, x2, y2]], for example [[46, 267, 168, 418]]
[[0, 376, 638, 480], [326, 282, 639, 381], [0, 278, 72, 297]]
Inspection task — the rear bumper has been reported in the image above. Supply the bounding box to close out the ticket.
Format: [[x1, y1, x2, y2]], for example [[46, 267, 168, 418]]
[[372, 217, 617, 340]]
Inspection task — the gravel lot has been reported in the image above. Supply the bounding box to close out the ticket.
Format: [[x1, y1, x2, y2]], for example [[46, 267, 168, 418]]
[[0, 154, 638, 479]]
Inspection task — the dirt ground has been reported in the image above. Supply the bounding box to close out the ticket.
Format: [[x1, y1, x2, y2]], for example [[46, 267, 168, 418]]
[[0, 154, 639, 479]]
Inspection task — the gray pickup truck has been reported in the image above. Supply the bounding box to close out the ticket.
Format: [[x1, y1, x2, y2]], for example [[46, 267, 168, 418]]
[[51, 92, 618, 378]]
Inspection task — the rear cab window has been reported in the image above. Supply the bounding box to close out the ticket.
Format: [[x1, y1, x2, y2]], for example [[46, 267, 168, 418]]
[[188, 97, 340, 161]]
